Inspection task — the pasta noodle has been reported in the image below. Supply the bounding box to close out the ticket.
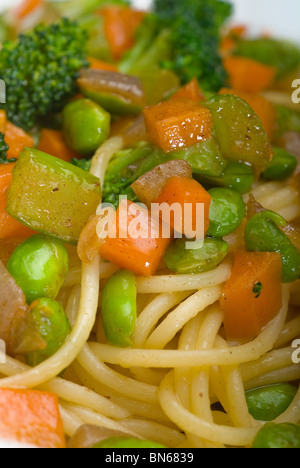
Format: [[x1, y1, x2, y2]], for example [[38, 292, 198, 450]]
[[0, 135, 299, 449]]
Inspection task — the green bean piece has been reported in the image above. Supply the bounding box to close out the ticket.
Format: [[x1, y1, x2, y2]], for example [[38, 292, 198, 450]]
[[93, 437, 166, 448], [17, 297, 71, 367], [244, 210, 300, 283], [6, 234, 69, 304], [205, 94, 273, 170], [207, 187, 246, 238], [252, 423, 300, 448], [169, 138, 227, 177], [101, 270, 137, 347], [262, 148, 297, 181], [62, 98, 110, 155], [164, 238, 228, 274], [246, 384, 298, 421], [194, 161, 255, 194]]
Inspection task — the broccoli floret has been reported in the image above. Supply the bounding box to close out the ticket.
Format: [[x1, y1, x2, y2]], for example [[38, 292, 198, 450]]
[[120, 0, 232, 91], [0, 18, 89, 131]]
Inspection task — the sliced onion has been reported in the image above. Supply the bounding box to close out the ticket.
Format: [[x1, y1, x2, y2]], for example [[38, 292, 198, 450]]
[[67, 424, 132, 449], [77, 215, 103, 265], [0, 261, 28, 355], [131, 159, 193, 207]]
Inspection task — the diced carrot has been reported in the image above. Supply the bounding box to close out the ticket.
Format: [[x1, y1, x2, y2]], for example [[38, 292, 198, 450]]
[[98, 6, 146, 60], [0, 111, 7, 133], [14, 0, 43, 20], [0, 388, 66, 448], [37, 129, 80, 162], [4, 122, 34, 160], [223, 56, 276, 93], [0, 164, 34, 239], [171, 78, 205, 102], [220, 25, 247, 54], [220, 250, 283, 341], [88, 57, 119, 72], [218, 88, 277, 141], [143, 99, 213, 153], [154, 176, 212, 239], [100, 199, 171, 276]]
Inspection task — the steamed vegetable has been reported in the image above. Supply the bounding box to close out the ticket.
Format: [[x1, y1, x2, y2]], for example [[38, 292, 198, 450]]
[[131, 159, 192, 207], [15, 297, 71, 366], [195, 161, 255, 194], [143, 99, 213, 153], [208, 187, 246, 238], [246, 384, 298, 421], [164, 238, 228, 274], [220, 250, 283, 341], [101, 269, 137, 347], [154, 176, 212, 238], [6, 234, 69, 304], [78, 69, 146, 115], [6, 148, 101, 244], [0, 18, 89, 131], [223, 56, 276, 93], [0, 388, 66, 448], [0, 163, 34, 240], [262, 148, 297, 181], [100, 199, 171, 276], [244, 211, 300, 283], [38, 129, 81, 163], [94, 437, 166, 448], [120, 0, 232, 91], [252, 423, 300, 449], [62, 98, 111, 155], [205, 94, 273, 169]]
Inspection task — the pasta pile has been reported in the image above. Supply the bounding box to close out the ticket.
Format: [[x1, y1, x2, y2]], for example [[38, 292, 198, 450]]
[[0, 138, 299, 448]]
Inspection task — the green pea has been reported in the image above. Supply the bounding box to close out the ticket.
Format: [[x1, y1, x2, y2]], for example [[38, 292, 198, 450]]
[[164, 238, 228, 274], [262, 148, 297, 181], [62, 98, 110, 155], [244, 210, 300, 283], [6, 234, 69, 304], [246, 383, 298, 421], [93, 437, 166, 449], [101, 270, 137, 347], [21, 297, 71, 367], [207, 187, 246, 238], [252, 423, 300, 448]]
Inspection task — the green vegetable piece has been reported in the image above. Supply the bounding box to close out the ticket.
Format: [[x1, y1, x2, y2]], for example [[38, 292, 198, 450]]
[[164, 238, 228, 274], [93, 436, 166, 449], [205, 95, 273, 169], [21, 297, 71, 367], [252, 423, 300, 448], [78, 69, 146, 116], [195, 161, 255, 194], [262, 148, 297, 181], [208, 187, 246, 238], [6, 234, 69, 304], [170, 138, 227, 177], [246, 384, 298, 421], [6, 147, 101, 244], [101, 270, 137, 347], [244, 210, 300, 283], [62, 98, 110, 155], [234, 38, 300, 80]]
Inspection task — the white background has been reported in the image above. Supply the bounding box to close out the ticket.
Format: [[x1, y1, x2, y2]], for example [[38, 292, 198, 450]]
[[0, 0, 300, 44]]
